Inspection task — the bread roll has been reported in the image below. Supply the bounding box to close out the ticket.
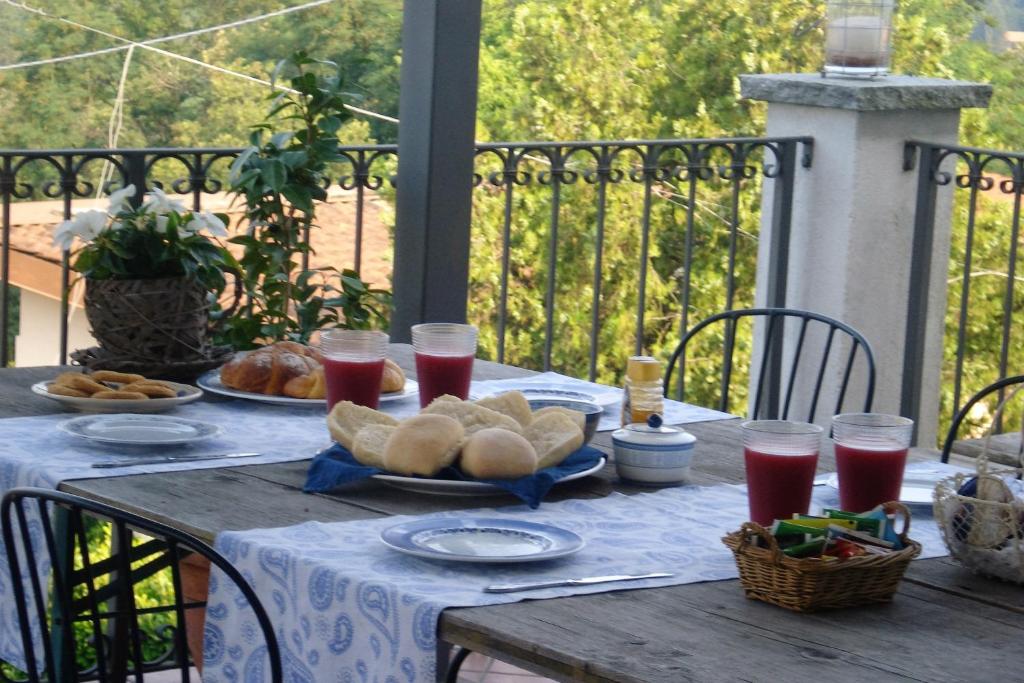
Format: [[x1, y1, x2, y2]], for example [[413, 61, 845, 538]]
[[530, 406, 586, 432], [92, 390, 149, 400], [351, 424, 396, 468], [46, 384, 89, 398], [460, 428, 538, 479], [525, 412, 584, 469], [54, 373, 108, 395], [121, 382, 177, 399], [327, 401, 398, 449], [382, 414, 464, 477], [422, 395, 522, 435], [91, 370, 146, 384], [381, 359, 405, 393], [475, 391, 532, 428]]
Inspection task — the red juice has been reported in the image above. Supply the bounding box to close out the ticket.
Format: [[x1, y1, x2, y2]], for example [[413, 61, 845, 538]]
[[834, 442, 908, 512], [323, 356, 385, 410], [744, 447, 819, 526], [415, 352, 474, 407]]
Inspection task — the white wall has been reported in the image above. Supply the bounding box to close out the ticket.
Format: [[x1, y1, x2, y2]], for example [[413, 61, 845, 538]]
[[15, 291, 95, 367]]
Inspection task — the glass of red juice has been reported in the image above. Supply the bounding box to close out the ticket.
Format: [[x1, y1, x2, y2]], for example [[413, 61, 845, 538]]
[[320, 329, 389, 410], [741, 420, 824, 526], [411, 323, 478, 408], [832, 413, 913, 512]]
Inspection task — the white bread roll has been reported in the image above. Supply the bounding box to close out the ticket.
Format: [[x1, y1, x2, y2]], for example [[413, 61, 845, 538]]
[[530, 405, 586, 432], [422, 395, 522, 435], [525, 412, 584, 469], [383, 414, 464, 477], [460, 428, 538, 479], [351, 424, 396, 468], [327, 401, 398, 450], [475, 391, 533, 428]]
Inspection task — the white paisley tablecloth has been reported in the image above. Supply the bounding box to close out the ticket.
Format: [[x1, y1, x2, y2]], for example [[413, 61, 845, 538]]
[[203, 462, 960, 683], [0, 400, 331, 670]]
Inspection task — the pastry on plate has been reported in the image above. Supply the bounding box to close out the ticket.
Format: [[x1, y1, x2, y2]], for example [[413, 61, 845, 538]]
[[219, 341, 324, 398]]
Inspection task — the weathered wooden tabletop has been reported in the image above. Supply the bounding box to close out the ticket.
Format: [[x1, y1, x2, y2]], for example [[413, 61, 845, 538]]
[[9, 347, 1024, 682]]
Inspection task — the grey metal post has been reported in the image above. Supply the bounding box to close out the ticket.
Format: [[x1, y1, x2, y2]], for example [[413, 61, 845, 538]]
[[761, 139, 798, 417], [390, 0, 483, 342], [900, 142, 939, 440]]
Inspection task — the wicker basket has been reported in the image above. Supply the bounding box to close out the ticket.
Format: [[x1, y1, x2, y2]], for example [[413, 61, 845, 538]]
[[75, 276, 229, 379], [721, 502, 922, 612]]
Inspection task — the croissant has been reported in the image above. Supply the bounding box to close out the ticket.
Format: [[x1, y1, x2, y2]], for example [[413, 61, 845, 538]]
[[381, 359, 406, 393], [219, 342, 323, 397], [283, 366, 326, 399]]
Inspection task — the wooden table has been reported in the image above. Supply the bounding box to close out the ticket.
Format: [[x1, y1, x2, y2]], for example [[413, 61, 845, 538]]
[[10, 348, 1024, 682]]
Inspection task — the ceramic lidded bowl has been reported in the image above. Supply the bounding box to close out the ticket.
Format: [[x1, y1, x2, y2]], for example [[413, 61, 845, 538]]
[[612, 415, 696, 486]]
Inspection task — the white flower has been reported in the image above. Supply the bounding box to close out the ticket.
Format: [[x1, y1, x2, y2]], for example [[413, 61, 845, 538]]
[[105, 184, 136, 215], [184, 211, 228, 237], [52, 221, 76, 251], [154, 214, 169, 234], [52, 210, 109, 250], [142, 187, 187, 215]]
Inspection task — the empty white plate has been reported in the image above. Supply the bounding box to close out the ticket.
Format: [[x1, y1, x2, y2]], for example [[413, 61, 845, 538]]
[[380, 518, 585, 563], [59, 414, 223, 446]]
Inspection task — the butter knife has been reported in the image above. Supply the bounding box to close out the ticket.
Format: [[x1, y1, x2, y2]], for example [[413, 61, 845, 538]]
[[91, 452, 262, 469], [483, 572, 673, 594]]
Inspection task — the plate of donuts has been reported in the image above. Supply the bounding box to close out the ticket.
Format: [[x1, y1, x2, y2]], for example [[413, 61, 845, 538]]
[[32, 371, 203, 413]]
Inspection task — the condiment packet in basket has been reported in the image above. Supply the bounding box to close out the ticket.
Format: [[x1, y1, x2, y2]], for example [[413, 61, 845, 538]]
[[758, 506, 905, 558]]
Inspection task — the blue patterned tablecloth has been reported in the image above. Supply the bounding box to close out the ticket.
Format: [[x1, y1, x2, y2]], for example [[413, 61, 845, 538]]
[[0, 400, 331, 670], [203, 462, 958, 683]]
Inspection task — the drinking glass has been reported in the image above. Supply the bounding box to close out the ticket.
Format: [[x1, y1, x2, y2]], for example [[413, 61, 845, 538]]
[[411, 323, 478, 407], [741, 420, 824, 526], [832, 413, 913, 512], [320, 329, 389, 410]]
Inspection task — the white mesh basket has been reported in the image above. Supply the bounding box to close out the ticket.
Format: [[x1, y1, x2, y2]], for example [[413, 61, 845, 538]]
[[933, 386, 1024, 584]]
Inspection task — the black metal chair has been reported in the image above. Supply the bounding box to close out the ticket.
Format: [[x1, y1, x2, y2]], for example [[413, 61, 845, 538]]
[[940, 375, 1024, 464], [664, 308, 876, 422], [1, 487, 282, 682]]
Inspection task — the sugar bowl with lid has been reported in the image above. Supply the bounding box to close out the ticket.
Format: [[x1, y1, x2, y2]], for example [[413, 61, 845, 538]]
[[611, 414, 696, 486]]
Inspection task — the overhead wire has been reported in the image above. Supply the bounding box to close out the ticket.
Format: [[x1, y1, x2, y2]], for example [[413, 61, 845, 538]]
[[0, 0, 399, 124]]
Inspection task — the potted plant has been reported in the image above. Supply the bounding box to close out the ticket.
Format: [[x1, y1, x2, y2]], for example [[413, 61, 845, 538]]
[[219, 51, 391, 350], [55, 184, 235, 377]]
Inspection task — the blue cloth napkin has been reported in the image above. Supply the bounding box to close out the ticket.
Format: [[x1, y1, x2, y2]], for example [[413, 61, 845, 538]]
[[304, 443, 606, 508]]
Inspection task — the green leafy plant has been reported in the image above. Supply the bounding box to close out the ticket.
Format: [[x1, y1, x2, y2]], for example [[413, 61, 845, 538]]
[[55, 184, 231, 292], [220, 51, 390, 349]]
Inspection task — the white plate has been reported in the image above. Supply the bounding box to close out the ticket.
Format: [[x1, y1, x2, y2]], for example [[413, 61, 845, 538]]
[[373, 457, 607, 496], [380, 517, 585, 563], [824, 472, 940, 506], [32, 381, 203, 413], [380, 379, 419, 403], [197, 370, 417, 406], [473, 382, 620, 407], [58, 414, 223, 446]]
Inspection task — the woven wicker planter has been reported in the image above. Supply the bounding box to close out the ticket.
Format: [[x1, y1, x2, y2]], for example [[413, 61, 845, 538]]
[[73, 276, 230, 379]]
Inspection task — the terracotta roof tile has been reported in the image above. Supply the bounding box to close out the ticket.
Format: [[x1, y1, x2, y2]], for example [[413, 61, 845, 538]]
[[4, 189, 393, 297]]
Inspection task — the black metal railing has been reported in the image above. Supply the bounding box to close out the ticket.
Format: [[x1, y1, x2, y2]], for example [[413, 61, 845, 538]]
[[469, 137, 813, 383], [904, 140, 1024, 434], [0, 137, 811, 383], [0, 146, 397, 365]]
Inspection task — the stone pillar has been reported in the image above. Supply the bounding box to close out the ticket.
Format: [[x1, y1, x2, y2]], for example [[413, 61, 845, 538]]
[[741, 74, 991, 445]]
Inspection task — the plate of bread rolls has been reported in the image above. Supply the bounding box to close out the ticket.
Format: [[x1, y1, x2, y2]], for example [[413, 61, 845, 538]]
[[327, 391, 605, 495], [198, 341, 415, 406], [32, 371, 203, 413]]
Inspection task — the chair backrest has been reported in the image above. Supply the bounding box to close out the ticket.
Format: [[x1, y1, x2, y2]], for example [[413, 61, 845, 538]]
[[1, 487, 282, 682], [664, 307, 876, 422], [941, 375, 1024, 464]]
